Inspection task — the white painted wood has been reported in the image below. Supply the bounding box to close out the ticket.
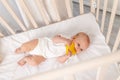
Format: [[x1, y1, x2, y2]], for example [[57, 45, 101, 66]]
[[65, 0, 73, 17], [106, 0, 119, 44], [0, 17, 15, 34], [17, 0, 38, 28], [19, 50, 120, 80], [51, 0, 61, 21], [100, 0, 108, 32], [90, 0, 95, 14], [73, 0, 120, 16], [112, 28, 120, 52], [35, 0, 50, 25], [96, 0, 100, 21], [1, 0, 27, 31], [15, 0, 30, 28], [79, 0, 84, 14]]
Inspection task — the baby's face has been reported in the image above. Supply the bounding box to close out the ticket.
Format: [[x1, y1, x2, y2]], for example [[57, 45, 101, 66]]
[[72, 33, 90, 53]]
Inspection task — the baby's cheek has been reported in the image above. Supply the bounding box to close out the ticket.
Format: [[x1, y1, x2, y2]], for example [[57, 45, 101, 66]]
[[76, 49, 80, 53]]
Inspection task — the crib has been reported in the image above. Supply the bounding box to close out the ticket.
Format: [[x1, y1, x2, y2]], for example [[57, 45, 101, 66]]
[[0, 0, 120, 80]]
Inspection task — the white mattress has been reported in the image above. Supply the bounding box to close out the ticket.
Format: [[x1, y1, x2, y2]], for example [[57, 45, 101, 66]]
[[0, 13, 119, 80]]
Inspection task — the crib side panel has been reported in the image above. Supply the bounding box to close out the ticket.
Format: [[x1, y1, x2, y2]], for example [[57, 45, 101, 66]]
[[0, 0, 73, 37], [95, 0, 120, 50], [105, 0, 119, 44], [1, 0, 27, 31], [0, 16, 15, 34]]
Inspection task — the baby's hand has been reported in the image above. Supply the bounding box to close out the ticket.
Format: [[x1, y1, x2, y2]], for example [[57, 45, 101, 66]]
[[57, 54, 70, 63], [52, 35, 62, 43]]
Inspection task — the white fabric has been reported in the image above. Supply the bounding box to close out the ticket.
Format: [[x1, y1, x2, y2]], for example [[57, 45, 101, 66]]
[[0, 13, 119, 80], [29, 37, 66, 58]]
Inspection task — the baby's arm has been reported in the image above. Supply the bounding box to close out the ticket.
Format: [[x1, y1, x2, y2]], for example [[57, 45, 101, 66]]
[[52, 35, 71, 45]]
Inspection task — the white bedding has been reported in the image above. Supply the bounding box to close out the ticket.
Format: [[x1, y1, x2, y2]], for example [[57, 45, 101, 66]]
[[0, 13, 119, 80]]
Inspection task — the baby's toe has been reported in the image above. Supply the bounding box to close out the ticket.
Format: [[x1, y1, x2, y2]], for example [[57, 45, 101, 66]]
[[18, 60, 26, 66], [15, 48, 21, 53]]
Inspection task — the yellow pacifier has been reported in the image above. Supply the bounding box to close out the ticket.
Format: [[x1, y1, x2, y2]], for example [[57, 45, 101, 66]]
[[66, 42, 76, 55]]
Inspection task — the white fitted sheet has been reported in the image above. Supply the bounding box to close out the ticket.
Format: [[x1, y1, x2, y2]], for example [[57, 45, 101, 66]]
[[0, 13, 119, 80]]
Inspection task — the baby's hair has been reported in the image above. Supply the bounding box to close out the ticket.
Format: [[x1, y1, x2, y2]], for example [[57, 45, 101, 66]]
[[73, 32, 90, 44]]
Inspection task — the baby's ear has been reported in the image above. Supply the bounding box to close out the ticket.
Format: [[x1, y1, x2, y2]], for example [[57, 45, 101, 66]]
[[71, 35, 76, 40]]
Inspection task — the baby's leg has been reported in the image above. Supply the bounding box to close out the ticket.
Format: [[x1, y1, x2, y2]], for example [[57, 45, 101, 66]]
[[18, 55, 46, 66], [15, 39, 38, 53]]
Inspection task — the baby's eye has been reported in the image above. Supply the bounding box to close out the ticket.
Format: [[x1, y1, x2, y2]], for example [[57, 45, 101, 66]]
[[77, 44, 80, 47], [81, 49, 83, 51]]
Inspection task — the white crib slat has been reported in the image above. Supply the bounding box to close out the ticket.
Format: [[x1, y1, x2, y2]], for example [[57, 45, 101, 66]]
[[79, 0, 84, 14], [35, 0, 50, 25], [112, 28, 120, 52], [65, 0, 73, 18], [1, 0, 27, 31], [20, 50, 120, 80], [18, 0, 38, 28], [100, 0, 108, 32], [52, 0, 61, 21], [106, 0, 118, 44], [90, 0, 95, 14], [0, 17, 15, 34], [96, 0, 100, 21], [15, 0, 30, 28]]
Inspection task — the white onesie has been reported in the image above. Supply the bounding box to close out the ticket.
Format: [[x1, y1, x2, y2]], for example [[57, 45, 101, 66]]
[[29, 37, 66, 58]]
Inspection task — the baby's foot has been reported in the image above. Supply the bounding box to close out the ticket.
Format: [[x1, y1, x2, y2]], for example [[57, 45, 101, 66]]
[[18, 58, 26, 66], [15, 47, 22, 53]]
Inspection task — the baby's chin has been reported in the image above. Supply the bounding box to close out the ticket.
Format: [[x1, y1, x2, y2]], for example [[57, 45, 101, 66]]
[[76, 50, 80, 54]]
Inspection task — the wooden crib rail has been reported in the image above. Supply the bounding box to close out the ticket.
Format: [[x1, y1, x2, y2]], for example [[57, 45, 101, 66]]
[[17, 0, 38, 28], [106, 0, 119, 44], [65, 0, 73, 17], [51, 0, 61, 21], [0, 16, 15, 35], [34, 0, 50, 25], [79, 0, 84, 14], [100, 0, 108, 32], [1, 0, 27, 31], [96, 0, 100, 21], [95, 0, 120, 50], [90, 0, 95, 13], [19, 50, 120, 80], [112, 28, 120, 52], [0, 0, 98, 37]]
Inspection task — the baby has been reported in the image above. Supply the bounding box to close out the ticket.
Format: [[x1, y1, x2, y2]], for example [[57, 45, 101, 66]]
[[15, 32, 90, 66]]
